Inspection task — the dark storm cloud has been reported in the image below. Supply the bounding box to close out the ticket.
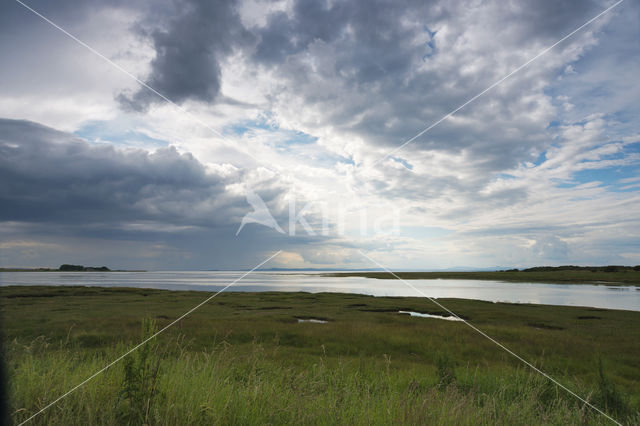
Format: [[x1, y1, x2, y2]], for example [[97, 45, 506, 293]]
[[0, 118, 338, 268], [0, 118, 244, 228], [117, 0, 251, 111]]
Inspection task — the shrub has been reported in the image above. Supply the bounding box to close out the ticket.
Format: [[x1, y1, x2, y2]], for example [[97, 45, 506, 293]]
[[117, 318, 162, 424]]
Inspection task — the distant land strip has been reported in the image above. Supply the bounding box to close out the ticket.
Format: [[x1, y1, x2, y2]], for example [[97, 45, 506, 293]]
[[0, 264, 145, 272], [325, 266, 640, 285]]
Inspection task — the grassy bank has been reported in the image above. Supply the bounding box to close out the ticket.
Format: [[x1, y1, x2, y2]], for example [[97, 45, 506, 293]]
[[325, 270, 640, 285], [2, 286, 639, 424]]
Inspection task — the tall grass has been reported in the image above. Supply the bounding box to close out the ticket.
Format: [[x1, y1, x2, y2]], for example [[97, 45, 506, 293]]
[[6, 332, 636, 425], [3, 287, 639, 424]]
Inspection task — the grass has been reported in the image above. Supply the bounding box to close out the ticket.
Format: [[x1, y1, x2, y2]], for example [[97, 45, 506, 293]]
[[2, 285, 640, 424], [325, 270, 640, 285]]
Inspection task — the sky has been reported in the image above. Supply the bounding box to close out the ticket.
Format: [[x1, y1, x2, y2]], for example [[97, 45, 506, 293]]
[[1, 0, 639, 270]]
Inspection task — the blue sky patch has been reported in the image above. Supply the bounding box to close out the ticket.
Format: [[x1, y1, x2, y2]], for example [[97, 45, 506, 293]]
[[75, 121, 170, 149], [559, 163, 639, 191], [224, 118, 318, 146]]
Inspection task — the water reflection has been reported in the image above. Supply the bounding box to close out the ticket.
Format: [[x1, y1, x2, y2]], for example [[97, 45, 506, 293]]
[[398, 311, 463, 321], [297, 318, 328, 324], [1, 271, 639, 312]]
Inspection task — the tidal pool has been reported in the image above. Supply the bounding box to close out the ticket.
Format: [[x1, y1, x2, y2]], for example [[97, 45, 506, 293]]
[[398, 310, 463, 321], [296, 318, 328, 324]]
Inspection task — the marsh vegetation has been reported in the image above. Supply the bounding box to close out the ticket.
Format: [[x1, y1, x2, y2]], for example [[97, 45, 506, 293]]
[[2, 286, 639, 424]]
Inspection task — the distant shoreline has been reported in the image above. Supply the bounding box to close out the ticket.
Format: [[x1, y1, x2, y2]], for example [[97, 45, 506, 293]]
[[3, 267, 639, 285], [0, 268, 146, 272], [323, 269, 640, 285]]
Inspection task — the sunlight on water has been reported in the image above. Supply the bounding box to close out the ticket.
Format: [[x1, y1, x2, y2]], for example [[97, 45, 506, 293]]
[[1, 271, 639, 311]]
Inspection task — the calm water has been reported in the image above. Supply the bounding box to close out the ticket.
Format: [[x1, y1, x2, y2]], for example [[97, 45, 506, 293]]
[[1, 271, 639, 311]]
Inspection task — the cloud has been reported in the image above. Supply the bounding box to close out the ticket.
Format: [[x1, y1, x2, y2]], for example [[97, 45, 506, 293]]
[[0, 0, 156, 131], [0, 118, 242, 228], [0, 118, 341, 269], [530, 235, 569, 261], [272, 250, 305, 266], [117, 0, 252, 111], [243, 0, 613, 176]]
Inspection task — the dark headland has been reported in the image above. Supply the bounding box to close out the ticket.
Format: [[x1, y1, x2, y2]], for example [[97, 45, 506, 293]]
[[0, 264, 145, 272]]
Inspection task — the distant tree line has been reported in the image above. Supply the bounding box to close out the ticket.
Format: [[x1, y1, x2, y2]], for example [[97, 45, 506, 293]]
[[58, 264, 110, 272], [500, 265, 640, 273]]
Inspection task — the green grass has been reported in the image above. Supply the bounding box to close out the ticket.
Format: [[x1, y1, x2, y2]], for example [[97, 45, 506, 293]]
[[326, 270, 640, 285], [2, 286, 639, 424]]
